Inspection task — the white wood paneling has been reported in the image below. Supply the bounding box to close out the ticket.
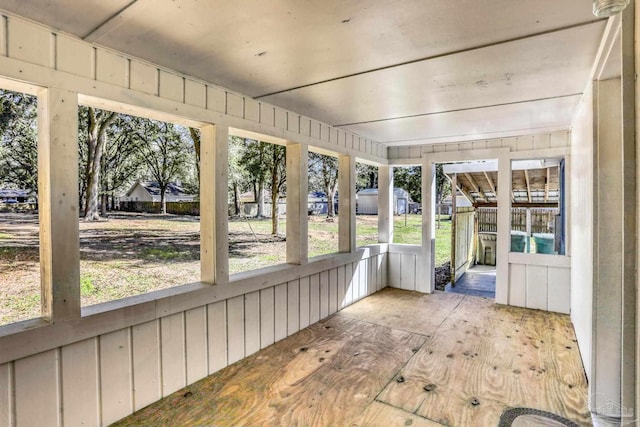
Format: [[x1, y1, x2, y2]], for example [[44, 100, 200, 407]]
[[328, 268, 338, 315], [8, 18, 51, 67], [525, 265, 548, 311], [547, 266, 571, 314], [260, 287, 275, 348], [227, 93, 244, 118], [185, 307, 208, 383], [274, 108, 287, 129], [130, 60, 157, 95], [95, 49, 128, 87], [159, 70, 183, 102], [388, 252, 401, 287], [509, 264, 527, 308], [244, 291, 261, 356], [337, 265, 346, 309], [185, 79, 206, 108], [226, 296, 245, 364], [99, 329, 133, 425], [319, 271, 329, 318], [207, 301, 227, 373], [299, 276, 310, 329], [274, 283, 288, 341], [260, 103, 275, 126], [400, 254, 416, 290], [131, 320, 161, 411], [160, 313, 186, 395], [309, 274, 320, 324], [0, 363, 11, 427], [15, 349, 59, 426], [344, 262, 354, 306], [245, 98, 260, 122], [61, 339, 99, 427], [207, 86, 226, 112], [0, 16, 6, 57], [57, 35, 92, 78], [351, 262, 361, 301], [287, 281, 300, 336]]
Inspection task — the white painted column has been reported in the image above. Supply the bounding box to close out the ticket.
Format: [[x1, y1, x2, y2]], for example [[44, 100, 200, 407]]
[[377, 165, 393, 243], [420, 155, 436, 293], [495, 153, 511, 305], [200, 124, 229, 284], [338, 155, 356, 253], [286, 142, 308, 264], [38, 88, 80, 321]]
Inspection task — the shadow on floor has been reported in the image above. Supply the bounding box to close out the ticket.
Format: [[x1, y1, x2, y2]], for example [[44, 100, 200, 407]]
[[445, 264, 496, 298]]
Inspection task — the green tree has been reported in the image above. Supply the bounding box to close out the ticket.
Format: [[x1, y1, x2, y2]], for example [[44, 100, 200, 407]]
[[133, 119, 190, 214], [356, 163, 378, 191], [393, 166, 422, 203], [0, 90, 38, 195], [308, 152, 339, 218]]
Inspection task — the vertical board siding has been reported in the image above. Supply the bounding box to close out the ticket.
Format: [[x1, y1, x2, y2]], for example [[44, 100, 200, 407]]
[[7, 18, 51, 67], [337, 265, 346, 309], [287, 281, 300, 336], [160, 313, 186, 395], [400, 254, 417, 291], [344, 262, 354, 306], [61, 339, 99, 427], [525, 265, 549, 311], [260, 288, 275, 348], [159, 70, 184, 102], [99, 329, 133, 425], [95, 49, 128, 87], [227, 93, 244, 118], [226, 296, 245, 364], [508, 262, 570, 314], [547, 267, 571, 314], [319, 271, 329, 318], [309, 274, 320, 324], [274, 283, 288, 341], [15, 349, 59, 427], [0, 363, 11, 427], [184, 80, 206, 108], [131, 320, 161, 411], [185, 307, 208, 384], [328, 268, 338, 315], [299, 276, 311, 329], [129, 60, 158, 95], [244, 291, 261, 357], [388, 253, 401, 287], [207, 301, 228, 373], [207, 86, 226, 112], [57, 35, 92, 78], [508, 264, 527, 307]]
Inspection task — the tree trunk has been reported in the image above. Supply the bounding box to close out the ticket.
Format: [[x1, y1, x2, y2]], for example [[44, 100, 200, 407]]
[[189, 127, 201, 186], [233, 181, 240, 215], [160, 184, 167, 214], [83, 108, 116, 221], [271, 165, 279, 236], [257, 180, 265, 218]]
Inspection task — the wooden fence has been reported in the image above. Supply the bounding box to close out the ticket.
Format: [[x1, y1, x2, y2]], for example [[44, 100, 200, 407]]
[[478, 207, 558, 234]]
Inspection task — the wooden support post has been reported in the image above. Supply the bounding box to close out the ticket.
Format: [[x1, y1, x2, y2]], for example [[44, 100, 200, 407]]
[[200, 124, 229, 284], [38, 88, 80, 321], [286, 142, 308, 264], [495, 155, 511, 305], [420, 157, 436, 293], [338, 155, 356, 253], [450, 173, 457, 287], [377, 166, 393, 243], [524, 169, 532, 203]]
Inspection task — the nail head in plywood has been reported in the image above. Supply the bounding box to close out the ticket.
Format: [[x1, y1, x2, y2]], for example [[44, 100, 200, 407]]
[[185, 80, 206, 109], [99, 329, 133, 425], [7, 18, 51, 67], [61, 339, 100, 427], [15, 349, 59, 427], [96, 49, 128, 87], [207, 86, 226, 113], [159, 70, 184, 103], [132, 320, 161, 411], [226, 92, 244, 118], [57, 35, 92, 78], [129, 60, 158, 96]]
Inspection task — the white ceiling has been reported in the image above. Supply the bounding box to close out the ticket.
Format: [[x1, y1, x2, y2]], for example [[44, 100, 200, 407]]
[[0, 0, 606, 146]]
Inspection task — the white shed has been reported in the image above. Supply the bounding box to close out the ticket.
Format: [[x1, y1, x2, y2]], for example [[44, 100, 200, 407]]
[[356, 188, 412, 215]]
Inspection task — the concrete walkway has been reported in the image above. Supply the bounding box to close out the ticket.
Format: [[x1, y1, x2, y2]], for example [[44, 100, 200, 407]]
[[445, 264, 496, 299]]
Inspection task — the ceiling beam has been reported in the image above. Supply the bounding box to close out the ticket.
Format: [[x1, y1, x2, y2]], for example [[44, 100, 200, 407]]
[[524, 170, 532, 203], [483, 172, 496, 195], [82, 0, 144, 42]]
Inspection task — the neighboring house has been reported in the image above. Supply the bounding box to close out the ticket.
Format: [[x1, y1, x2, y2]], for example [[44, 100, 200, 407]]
[[440, 192, 473, 214], [121, 181, 197, 203], [0, 188, 33, 203]]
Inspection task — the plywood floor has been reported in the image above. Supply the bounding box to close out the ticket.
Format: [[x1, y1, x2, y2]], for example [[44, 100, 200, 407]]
[[113, 288, 591, 426]]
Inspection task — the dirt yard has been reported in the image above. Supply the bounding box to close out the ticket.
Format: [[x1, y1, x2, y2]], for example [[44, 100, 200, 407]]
[[0, 213, 444, 325]]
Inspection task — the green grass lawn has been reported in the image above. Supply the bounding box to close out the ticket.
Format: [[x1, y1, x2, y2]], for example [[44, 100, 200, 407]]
[[389, 214, 451, 266]]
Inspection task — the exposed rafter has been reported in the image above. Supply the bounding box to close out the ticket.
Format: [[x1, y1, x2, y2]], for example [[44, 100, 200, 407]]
[[483, 171, 496, 195], [545, 167, 550, 202], [524, 169, 532, 203]]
